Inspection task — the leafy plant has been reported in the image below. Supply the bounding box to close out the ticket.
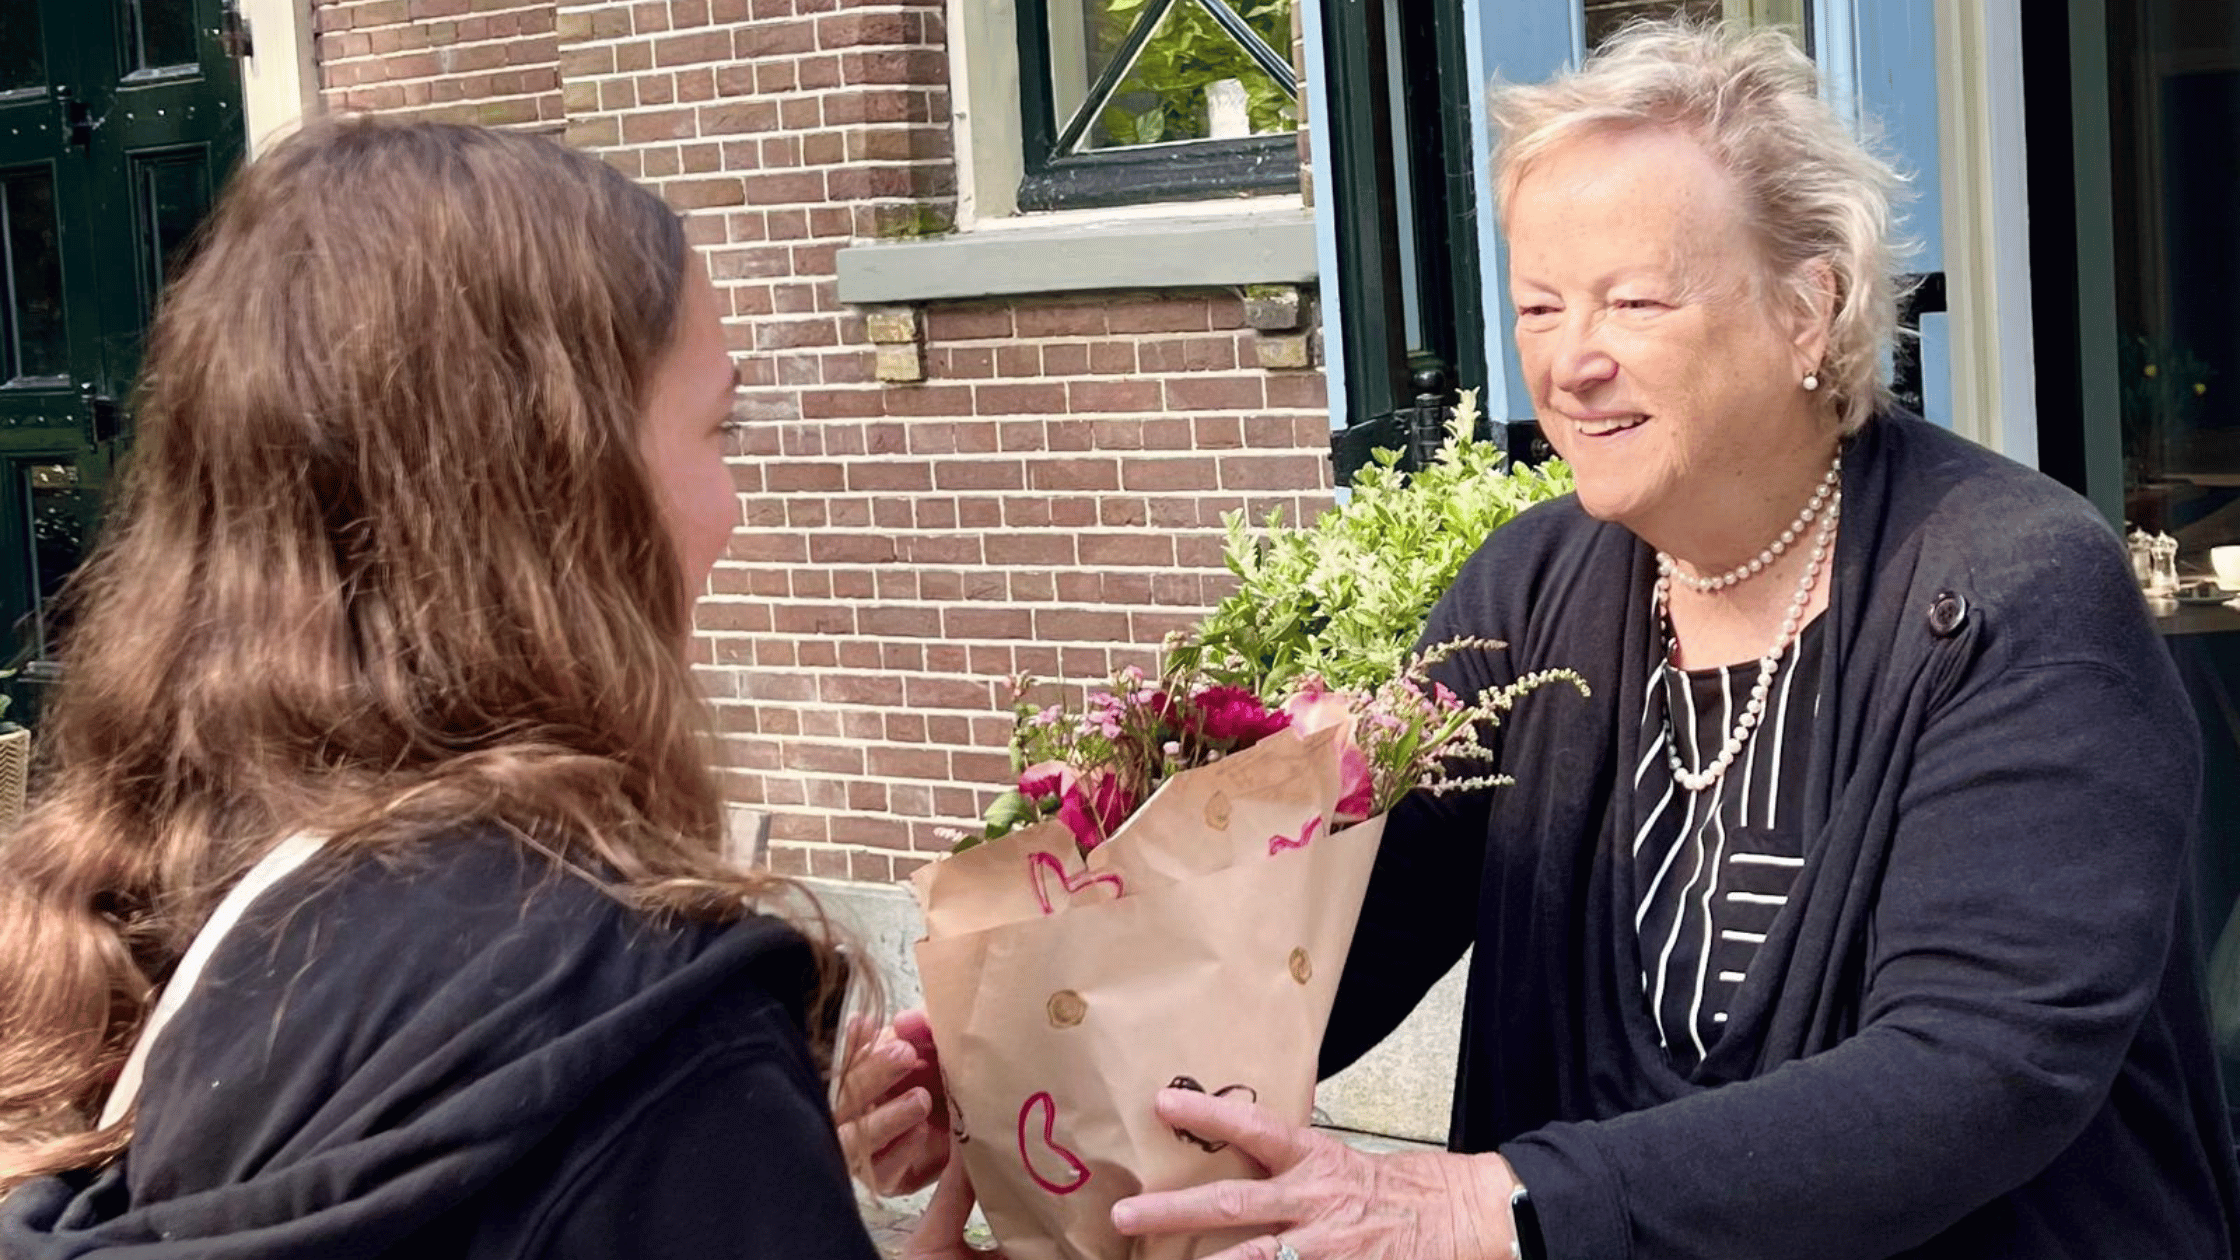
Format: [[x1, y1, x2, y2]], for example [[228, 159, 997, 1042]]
[[1091, 0, 1297, 147], [1166, 390, 1575, 696]]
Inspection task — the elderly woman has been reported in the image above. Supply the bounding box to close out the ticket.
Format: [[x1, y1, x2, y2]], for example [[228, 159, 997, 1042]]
[[1104, 21, 2240, 1260]]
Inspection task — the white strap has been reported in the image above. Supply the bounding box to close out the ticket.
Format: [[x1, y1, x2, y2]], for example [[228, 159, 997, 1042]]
[[99, 831, 330, 1129]]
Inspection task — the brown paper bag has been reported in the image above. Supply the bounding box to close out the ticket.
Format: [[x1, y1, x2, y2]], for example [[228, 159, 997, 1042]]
[[911, 729, 1385, 1260]]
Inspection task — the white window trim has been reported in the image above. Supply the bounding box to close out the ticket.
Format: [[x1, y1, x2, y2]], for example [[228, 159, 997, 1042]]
[[239, 0, 322, 158], [1934, 0, 2038, 466], [834, 0, 1320, 305]]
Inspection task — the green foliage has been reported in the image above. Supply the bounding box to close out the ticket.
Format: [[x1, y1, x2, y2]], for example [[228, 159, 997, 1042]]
[[1168, 391, 1575, 696], [1093, 0, 1296, 147]]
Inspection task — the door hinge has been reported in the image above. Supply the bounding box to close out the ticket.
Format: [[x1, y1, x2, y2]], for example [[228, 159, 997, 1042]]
[[220, 1, 254, 60]]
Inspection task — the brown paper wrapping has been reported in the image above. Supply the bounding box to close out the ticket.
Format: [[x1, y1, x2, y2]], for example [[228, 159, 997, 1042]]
[[911, 727, 1386, 1260]]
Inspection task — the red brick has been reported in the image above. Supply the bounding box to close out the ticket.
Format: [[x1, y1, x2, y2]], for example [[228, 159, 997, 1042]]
[[985, 534, 1076, 567], [808, 533, 898, 563], [1080, 533, 1174, 566], [1221, 454, 1326, 492], [622, 108, 698, 142], [926, 307, 1014, 340], [1109, 298, 1214, 334], [931, 460, 1024, 491], [1121, 458, 1219, 492], [868, 746, 949, 780], [978, 383, 1067, 416], [1069, 381, 1162, 413], [906, 677, 997, 711], [1034, 608, 1131, 642], [819, 673, 906, 706], [1016, 305, 1110, 337], [944, 608, 1033, 640], [845, 461, 933, 492], [1027, 458, 1118, 491], [1164, 376, 1264, 412]]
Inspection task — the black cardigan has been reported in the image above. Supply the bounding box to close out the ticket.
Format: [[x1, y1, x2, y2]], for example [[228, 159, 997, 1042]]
[[1325, 412, 2240, 1258], [0, 829, 880, 1260]]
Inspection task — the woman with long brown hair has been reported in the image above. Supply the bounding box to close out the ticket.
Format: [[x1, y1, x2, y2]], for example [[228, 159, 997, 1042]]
[[0, 117, 969, 1258]]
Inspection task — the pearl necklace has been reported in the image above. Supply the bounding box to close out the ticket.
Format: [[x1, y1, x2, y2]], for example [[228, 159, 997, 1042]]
[[1658, 455, 1842, 593], [1656, 471, 1842, 793]]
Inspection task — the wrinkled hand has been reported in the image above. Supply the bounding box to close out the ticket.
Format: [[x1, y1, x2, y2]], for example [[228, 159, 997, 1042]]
[[901, 1158, 1007, 1260], [1110, 1088, 1520, 1260], [834, 1009, 950, 1196]]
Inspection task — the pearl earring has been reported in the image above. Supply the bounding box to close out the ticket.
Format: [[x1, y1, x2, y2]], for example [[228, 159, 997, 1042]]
[[1802, 372, 1821, 392]]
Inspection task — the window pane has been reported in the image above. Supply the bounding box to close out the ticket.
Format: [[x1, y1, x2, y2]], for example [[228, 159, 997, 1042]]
[[137, 152, 212, 300], [1212, 0, 1292, 56], [123, 0, 199, 74], [0, 3, 46, 95], [1584, 1, 1810, 51], [2107, 0, 2240, 568], [23, 462, 97, 659], [1057, 0, 1298, 153], [1, 169, 69, 383]]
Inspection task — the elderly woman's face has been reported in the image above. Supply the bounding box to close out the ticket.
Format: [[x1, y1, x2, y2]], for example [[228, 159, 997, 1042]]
[[1507, 126, 1825, 538]]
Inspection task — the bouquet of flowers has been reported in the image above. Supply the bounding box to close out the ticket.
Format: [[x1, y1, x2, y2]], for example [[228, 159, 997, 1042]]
[[909, 647, 1582, 1260]]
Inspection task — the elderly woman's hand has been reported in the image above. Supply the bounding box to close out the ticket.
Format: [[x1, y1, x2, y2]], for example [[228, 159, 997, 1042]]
[[835, 1008, 951, 1196], [901, 1158, 1008, 1260], [1111, 1088, 1521, 1260]]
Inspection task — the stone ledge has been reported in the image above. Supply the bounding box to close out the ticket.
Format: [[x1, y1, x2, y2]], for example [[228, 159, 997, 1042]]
[[834, 207, 1319, 305]]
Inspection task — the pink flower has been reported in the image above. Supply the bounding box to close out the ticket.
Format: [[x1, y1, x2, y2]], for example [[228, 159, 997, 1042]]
[[1282, 686, 1375, 823], [1334, 743, 1374, 825], [1182, 685, 1292, 745], [1282, 687, 1352, 735], [1019, 760, 1076, 802], [1057, 770, 1138, 852]]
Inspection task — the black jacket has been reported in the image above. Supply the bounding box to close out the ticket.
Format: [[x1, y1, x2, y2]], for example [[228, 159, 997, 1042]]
[[0, 829, 880, 1260], [1325, 412, 2240, 1258]]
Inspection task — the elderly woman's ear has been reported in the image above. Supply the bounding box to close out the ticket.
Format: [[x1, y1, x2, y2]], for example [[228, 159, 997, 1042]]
[[1786, 256, 1840, 390]]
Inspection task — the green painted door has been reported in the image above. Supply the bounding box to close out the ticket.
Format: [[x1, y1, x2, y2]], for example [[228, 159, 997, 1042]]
[[0, 0, 244, 715]]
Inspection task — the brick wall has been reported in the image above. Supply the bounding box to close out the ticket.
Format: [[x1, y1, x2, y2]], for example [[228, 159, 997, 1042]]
[[314, 0, 565, 128], [715, 292, 1332, 884], [304, 0, 1337, 886]]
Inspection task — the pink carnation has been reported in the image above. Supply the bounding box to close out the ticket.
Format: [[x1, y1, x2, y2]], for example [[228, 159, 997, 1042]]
[[1181, 685, 1292, 745], [1057, 770, 1138, 852], [1019, 760, 1076, 802]]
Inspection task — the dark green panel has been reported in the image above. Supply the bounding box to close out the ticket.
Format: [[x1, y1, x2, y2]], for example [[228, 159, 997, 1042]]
[[0, 3, 47, 96], [134, 148, 211, 310], [21, 458, 96, 658], [1, 167, 69, 383], [123, 0, 199, 75]]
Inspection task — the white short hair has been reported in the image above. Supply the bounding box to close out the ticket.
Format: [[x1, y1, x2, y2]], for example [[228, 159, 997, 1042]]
[[1490, 19, 1911, 434]]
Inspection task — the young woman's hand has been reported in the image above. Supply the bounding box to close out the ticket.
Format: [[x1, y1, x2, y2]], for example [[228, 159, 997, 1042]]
[[834, 1008, 950, 1195]]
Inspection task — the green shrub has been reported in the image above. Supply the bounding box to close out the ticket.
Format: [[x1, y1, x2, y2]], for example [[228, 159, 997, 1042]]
[[1169, 391, 1574, 694]]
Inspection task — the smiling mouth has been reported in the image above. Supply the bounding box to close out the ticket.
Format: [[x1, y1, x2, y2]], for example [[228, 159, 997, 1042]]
[[1573, 414, 1647, 438]]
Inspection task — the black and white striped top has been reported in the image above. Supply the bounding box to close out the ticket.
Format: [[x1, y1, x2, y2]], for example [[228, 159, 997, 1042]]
[[1633, 616, 1825, 1076]]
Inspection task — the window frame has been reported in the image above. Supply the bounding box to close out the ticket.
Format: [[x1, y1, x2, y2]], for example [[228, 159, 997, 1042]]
[[1013, 0, 1303, 211]]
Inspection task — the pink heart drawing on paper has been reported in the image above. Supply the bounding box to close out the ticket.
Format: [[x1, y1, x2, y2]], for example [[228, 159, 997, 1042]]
[[1027, 850, 1125, 916], [1016, 1091, 1092, 1195], [1267, 813, 1325, 856]]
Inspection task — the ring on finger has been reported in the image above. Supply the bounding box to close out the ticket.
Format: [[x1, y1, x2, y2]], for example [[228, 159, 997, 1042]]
[[1273, 1240, 1301, 1260]]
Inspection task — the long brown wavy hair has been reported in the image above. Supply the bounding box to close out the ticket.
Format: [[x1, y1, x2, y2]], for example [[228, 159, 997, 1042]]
[[0, 117, 823, 1186]]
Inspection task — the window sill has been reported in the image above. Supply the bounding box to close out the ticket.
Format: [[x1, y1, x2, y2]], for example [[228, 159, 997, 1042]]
[[833, 202, 1317, 305]]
